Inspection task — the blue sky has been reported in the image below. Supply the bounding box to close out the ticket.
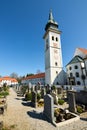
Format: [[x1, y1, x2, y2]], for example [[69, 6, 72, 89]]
[[0, 0, 87, 76]]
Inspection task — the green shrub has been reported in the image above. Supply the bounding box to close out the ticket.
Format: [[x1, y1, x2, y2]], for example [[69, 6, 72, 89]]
[[3, 84, 9, 91], [58, 99, 65, 105], [0, 91, 9, 97], [25, 93, 32, 101], [51, 85, 56, 90], [77, 106, 83, 113], [21, 86, 28, 95]]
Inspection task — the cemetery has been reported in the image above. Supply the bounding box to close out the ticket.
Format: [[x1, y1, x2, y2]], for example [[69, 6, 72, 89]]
[[0, 84, 87, 129], [13, 84, 85, 127]]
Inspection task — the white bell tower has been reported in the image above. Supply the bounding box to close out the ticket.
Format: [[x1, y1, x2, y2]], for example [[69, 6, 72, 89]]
[[43, 10, 63, 86]]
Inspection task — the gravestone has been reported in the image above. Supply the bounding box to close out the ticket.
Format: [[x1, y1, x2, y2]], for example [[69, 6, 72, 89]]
[[41, 88, 46, 98], [35, 86, 38, 92], [45, 85, 51, 94], [31, 91, 37, 108], [51, 92, 58, 105], [31, 85, 34, 92], [28, 83, 31, 93], [57, 88, 63, 95], [68, 91, 77, 113], [44, 94, 54, 123]]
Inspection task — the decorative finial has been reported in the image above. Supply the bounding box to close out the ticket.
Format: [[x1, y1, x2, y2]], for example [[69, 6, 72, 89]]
[[49, 9, 54, 21]]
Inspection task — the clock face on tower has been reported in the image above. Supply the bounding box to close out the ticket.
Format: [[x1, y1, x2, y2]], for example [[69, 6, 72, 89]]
[[54, 49, 58, 59], [53, 43, 57, 47]]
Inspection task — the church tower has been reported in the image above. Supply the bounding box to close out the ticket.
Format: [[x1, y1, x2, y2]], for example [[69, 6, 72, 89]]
[[43, 10, 63, 85]]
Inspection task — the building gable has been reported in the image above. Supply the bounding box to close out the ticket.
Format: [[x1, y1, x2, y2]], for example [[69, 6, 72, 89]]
[[66, 56, 83, 66]]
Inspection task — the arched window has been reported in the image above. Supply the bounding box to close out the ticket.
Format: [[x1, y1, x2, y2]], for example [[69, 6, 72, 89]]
[[52, 36, 54, 40], [74, 65, 78, 69], [69, 66, 72, 70], [70, 73, 73, 77], [77, 81, 81, 85], [56, 71, 58, 74], [56, 37, 58, 41], [75, 72, 79, 77], [55, 62, 58, 66], [56, 82, 59, 85]]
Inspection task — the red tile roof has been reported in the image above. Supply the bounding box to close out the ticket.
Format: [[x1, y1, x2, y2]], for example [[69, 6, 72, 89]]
[[23, 73, 45, 80], [0, 76, 18, 83], [78, 48, 87, 55]]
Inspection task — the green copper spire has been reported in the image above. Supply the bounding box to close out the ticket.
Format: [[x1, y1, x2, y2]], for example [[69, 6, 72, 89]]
[[49, 9, 54, 22], [45, 9, 58, 31]]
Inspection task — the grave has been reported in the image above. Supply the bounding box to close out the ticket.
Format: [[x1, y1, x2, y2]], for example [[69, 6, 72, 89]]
[[44, 94, 54, 123], [68, 91, 77, 113], [41, 88, 46, 98], [43, 94, 79, 127], [51, 92, 58, 105], [31, 91, 37, 108]]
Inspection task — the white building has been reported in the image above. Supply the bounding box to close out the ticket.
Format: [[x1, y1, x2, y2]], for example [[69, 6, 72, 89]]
[[21, 73, 45, 85], [43, 10, 66, 86], [66, 48, 87, 87], [0, 76, 18, 86]]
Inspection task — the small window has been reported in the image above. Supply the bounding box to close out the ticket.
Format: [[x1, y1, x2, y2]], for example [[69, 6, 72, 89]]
[[77, 81, 81, 85], [55, 62, 58, 66], [56, 71, 58, 74], [56, 37, 58, 41], [69, 66, 72, 70], [56, 82, 59, 85], [70, 73, 73, 77], [75, 65, 78, 69], [52, 36, 54, 40], [75, 72, 79, 77]]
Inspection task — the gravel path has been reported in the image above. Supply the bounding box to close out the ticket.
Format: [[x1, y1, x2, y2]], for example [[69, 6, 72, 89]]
[[0, 88, 87, 130], [0, 88, 58, 130]]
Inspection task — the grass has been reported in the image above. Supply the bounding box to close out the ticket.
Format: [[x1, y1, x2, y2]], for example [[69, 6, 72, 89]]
[[58, 99, 65, 105]]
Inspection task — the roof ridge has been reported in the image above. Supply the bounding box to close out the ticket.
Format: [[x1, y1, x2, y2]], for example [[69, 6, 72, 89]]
[[78, 48, 87, 55]]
